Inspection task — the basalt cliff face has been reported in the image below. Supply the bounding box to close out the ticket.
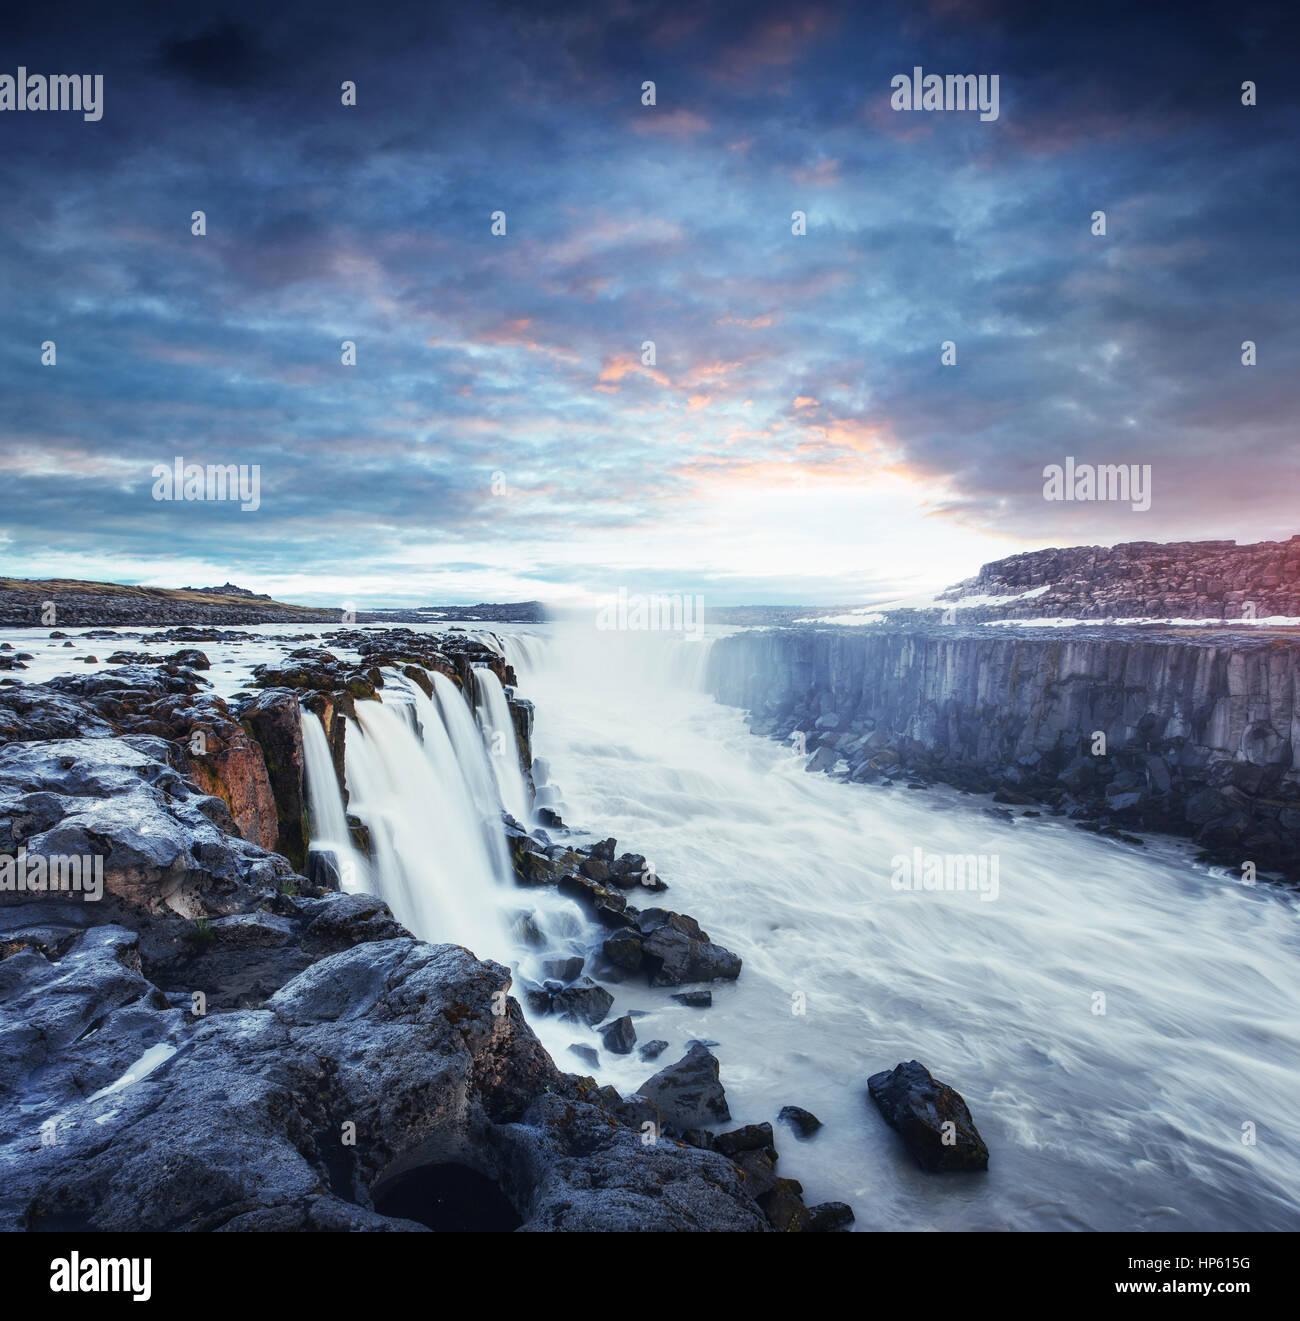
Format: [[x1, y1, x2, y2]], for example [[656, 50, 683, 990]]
[[707, 625, 1300, 878], [934, 536, 1300, 621]]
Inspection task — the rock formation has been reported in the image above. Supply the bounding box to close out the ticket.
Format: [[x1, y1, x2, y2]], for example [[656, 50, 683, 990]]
[[708, 624, 1300, 877]]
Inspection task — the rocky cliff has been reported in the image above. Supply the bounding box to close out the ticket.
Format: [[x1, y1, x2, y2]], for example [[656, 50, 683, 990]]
[[707, 625, 1300, 878], [0, 636, 839, 1232], [934, 536, 1300, 621]]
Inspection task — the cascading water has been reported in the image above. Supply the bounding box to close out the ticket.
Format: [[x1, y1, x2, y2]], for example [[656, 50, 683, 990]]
[[301, 709, 368, 892], [340, 677, 512, 961], [472, 666, 533, 827], [502, 632, 547, 678]]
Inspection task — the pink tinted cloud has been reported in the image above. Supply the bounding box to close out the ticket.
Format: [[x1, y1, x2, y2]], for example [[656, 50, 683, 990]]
[[632, 108, 711, 139]]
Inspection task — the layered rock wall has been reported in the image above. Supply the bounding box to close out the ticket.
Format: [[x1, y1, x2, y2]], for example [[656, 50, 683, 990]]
[[707, 626, 1300, 875]]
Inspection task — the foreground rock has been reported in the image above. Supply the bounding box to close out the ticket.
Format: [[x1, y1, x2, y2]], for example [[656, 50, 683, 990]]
[[0, 921, 768, 1231], [0, 669, 307, 869], [0, 737, 770, 1231], [867, 1060, 989, 1172], [637, 1042, 731, 1132]]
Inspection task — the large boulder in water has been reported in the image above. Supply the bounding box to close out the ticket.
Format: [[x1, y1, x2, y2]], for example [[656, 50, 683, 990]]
[[637, 909, 742, 986], [636, 1042, 731, 1132], [867, 1060, 989, 1172]]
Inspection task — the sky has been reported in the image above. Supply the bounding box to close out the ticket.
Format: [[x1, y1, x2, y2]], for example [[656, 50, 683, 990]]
[[1, 0, 1297, 608]]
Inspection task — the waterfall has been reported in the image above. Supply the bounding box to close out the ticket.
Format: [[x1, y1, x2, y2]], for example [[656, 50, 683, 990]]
[[667, 634, 715, 691], [341, 683, 511, 961], [472, 666, 533, 826], [301, 710, 368, 892], [502, 632, 547, 679]]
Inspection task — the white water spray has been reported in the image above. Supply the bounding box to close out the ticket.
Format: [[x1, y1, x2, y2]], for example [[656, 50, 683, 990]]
[[473, 666, 533, 826], [301, 709, 368, 892], [341, 682, 512, 961]]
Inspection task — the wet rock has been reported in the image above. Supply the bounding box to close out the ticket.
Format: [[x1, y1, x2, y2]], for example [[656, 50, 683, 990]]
[[597, 1013, 637, 1055], [305, 848, 342, 891], [0, 737, 296, 918], [805, 1200, 855, 1231], [672, 989, 712, 1008], [757, 1179, 808, 1231], [601, 928, 644, 972], [0, 923, 766, 1232], [557, 874, 635, 929], [0, 685, 116, 744], [867, 1060, 989, 1172], [636, 1042, 730, 1132], [208, 911, 295, 948], [638, 909, 742, 986], [638, 1039, 669, 1062], [541, 955, 584, 983], [548, 977, 615, 1026], [731, 1147, 781, 1198], [241, 689, 308, 871], [567, 1043, 600, 1069], [778, 1105, 823, 1138], [713, 1122, 774, 1157], [579, 856, 612, 883]]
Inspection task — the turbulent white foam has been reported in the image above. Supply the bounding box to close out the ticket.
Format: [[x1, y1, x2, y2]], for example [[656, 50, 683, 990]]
[[518, 623, 1300, 1232]]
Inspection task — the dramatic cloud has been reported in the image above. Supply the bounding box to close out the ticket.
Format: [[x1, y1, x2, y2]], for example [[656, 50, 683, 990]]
[[1, 0, 1296, 606]]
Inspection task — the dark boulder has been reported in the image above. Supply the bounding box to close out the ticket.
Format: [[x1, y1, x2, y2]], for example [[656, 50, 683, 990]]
[[602, 928, 644, 972], [713, 1122, 773, 1157], [638, 909, 741, 986], [597, 1013, 637, 1055], [636, 1042, 730, 1132], [778, 1105, 823, 1138], [549, 977, 615, 1026], [805, 1201, 855, 1231], [867, 1060, 989, 1172]]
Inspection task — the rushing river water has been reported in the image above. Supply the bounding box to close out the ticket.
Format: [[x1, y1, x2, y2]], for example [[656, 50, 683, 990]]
[[503, 624, 1300, 1233], [7, 619, 1297, 1230]]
